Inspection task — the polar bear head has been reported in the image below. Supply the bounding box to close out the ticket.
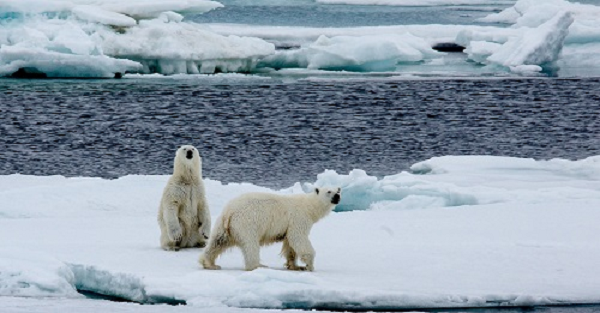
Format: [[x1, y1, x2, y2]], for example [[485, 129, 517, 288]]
[[315, 187, 342, 205], [173, 145, 202, 175]]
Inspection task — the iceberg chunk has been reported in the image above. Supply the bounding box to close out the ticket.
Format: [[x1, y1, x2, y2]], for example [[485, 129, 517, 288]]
[[486, 11, 573, 72], [464, 40, 501, 63], [72, 5, 137, 27], [0, 0, 278, 77], [260, 33, 442, 72], [0, 45, 142, 78], [305, 169, 478, 212], [101, 19, 274, 74]]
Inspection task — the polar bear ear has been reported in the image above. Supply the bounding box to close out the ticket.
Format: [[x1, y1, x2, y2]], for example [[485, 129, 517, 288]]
[[315, 188, 319, 195]]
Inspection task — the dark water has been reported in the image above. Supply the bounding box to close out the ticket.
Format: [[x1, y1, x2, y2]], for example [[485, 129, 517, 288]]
[[191, 4, 506, 27], [1, 78, 599, 188]]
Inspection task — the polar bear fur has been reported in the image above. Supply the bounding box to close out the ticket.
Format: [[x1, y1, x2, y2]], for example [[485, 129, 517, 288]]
[[158, 145, 211, 251], [200, 187, 341, 271]]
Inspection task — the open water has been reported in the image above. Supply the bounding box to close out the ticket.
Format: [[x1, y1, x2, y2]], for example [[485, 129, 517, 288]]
[[1, 77, 599, 188]]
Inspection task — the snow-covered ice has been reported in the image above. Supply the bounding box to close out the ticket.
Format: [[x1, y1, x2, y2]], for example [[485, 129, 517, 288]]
[[0, 0, 275, 77], [1, 155, 600, 310], [468, 0, 600, 74], [1, 0, 600, 77], [259, 33, 442, 72]]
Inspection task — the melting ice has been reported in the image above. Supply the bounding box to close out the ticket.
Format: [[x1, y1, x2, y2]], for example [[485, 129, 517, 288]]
[[0, 0, 600, 77]]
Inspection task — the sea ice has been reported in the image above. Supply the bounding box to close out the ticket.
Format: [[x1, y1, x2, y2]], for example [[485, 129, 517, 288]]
[[0, 155, 600, 309], [260, 33, 442, 72], [486, 10, 573, 73], [475, 0, 600, 75], [0, 0, 275, 77]]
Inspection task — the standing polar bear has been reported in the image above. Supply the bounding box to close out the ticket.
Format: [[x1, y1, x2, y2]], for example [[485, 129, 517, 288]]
[[158, 145, 211, 251], [200, 187, 341, 271]]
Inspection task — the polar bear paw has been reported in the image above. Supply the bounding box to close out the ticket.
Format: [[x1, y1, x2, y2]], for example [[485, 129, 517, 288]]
[[168, 227, 183, 243], [200, 255, 221, 270]]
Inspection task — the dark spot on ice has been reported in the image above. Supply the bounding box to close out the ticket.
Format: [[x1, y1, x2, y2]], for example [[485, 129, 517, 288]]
[[432, 42, 465, 52]]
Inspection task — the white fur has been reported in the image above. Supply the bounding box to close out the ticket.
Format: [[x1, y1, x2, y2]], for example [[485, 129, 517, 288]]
[[200, 187, 341, 271], [158, 145, 211, 251]]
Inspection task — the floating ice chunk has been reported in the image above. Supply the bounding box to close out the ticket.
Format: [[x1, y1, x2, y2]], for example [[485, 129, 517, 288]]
[[509, 64, 542, 74], [157, 11, 185, 23], [474, 0, 600, 76], [0, 45, 142, 78], [455, 28, 521, 47], [486, 11, 573, 72], [464, 41, 501, 63], [261, 34, 442, 72], [306, 169, 478, 212], [0, 0, 223, 19], [263, 35, 400, 72], [0, 0, 277, 77], [72, 5, 137, 27], [100, 0, 223, 20], [101, 19, 275, 74]]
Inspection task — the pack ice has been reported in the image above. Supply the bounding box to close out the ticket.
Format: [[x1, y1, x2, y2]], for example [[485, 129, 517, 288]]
[[0, 0, 274, 77], [1, 155, 600, 310]]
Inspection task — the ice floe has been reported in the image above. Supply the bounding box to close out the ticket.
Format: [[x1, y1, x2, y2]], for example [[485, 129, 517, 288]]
[[1, 0, 600, 77], [0, 0, 275, 77], [259, 33, 442, 72], [470, 0, 600, 74], [1, 155, 600, 310]]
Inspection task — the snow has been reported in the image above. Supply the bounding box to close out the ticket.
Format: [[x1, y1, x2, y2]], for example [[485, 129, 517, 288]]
[[71, 5, 137, 27], [0, 0, 276, 77], [1, 155, 600, 310], [486, 11, 573, 73], [259, 33, 443, 72], [455, 0, 600, 75], [2, 0, 600, 77], [0, 45, 142, 78]]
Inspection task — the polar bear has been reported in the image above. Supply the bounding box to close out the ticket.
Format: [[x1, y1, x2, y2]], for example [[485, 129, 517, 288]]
[[158, 145, 211, 251], [199, 187, 341, 271]]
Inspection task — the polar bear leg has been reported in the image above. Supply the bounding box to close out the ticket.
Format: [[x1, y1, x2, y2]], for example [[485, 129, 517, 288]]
[[185, 230, 205, 248], [160, 226, 179, 251], [198, 201, 211, 247], [160, 204, 183, 251], [282, 239, 300, 270], [200, 222, 231, 270], [287, 231, 316, 271], [163, 204, 183, 242], [239, 239, 261, 271]]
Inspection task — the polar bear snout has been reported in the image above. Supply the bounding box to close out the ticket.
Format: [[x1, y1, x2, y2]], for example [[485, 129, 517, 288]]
[[332, 193, 341, 204], [186, 150, 193, 159]]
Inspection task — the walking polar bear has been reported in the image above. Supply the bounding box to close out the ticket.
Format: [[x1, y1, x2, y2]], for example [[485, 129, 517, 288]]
[[158, 145, 211, 251], [200, 187, 341, 271]]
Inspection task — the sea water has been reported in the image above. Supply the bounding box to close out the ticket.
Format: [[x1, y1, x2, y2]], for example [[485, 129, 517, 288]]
[[2, 77, 599, 188]]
